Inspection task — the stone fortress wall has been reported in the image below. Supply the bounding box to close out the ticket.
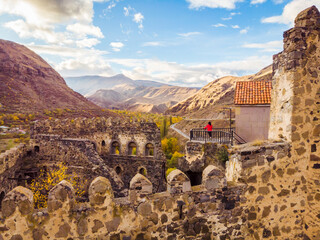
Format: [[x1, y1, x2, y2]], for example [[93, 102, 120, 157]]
[[31, 117, 167, 193], [0, 167, 241, 240], [1, 5, 320, 240]]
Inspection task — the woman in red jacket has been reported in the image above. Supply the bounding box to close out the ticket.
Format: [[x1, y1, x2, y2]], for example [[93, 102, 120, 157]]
[[204, 122, 213, 138]]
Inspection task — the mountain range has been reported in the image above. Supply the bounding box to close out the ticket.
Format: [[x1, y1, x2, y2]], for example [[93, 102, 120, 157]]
[[65, 75, 199, 113]]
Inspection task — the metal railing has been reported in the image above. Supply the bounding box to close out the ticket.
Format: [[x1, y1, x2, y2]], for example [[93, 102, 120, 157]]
[[190, 128, 235, 144]]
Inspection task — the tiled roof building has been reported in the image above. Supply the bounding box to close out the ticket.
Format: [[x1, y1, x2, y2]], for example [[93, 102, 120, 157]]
[[234, 81, 272, 105]]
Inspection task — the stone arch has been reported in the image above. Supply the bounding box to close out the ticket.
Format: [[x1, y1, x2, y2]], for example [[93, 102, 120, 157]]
[[138, 166, 147, 176], [34, 145, 40, 153], [115, 166, 122, 175], [0, 191, 5, 209], [128, 142, 137, 156], [111, 141, 120, 155], [145, 143, 154, 156]]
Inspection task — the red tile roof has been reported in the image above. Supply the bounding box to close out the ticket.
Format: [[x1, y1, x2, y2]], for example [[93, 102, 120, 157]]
[[234, 81, 272, 105]]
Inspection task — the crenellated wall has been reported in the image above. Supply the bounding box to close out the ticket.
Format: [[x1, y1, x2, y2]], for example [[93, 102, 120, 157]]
[[0, 168, 246, 240]]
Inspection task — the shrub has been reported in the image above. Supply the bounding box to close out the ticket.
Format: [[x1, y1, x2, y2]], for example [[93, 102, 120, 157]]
[[167, 151, 184, 168], [216, 146, 229, 164]]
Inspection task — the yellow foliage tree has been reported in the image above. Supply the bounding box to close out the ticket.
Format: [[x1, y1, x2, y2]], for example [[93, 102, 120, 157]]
[[29, 163, 86, 209]]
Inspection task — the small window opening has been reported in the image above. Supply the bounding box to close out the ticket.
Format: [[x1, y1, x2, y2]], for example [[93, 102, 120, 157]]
[[0, 191, 5, 209], [139, 167, 147, 176], [128, 142, 137, 156], [111, 141, 120, 155], [115, 166, 122, 175], [34, 146, 40, 153], [101, 140, 106, 146], [145, 143, 154, 156]]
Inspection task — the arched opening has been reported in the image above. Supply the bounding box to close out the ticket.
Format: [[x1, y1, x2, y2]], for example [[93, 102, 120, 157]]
[[34, 146, 40, 153], [128, 142, 137, 156], [92, 142, 97, 151], [145, 143, 154, 156], [115, 166, 122, 175], [111, 141, 120, 155], [101, 140, 106, 147], [0, 191, 5, 209], [185, 171, 202, 186], [139, 167, 147, 176]]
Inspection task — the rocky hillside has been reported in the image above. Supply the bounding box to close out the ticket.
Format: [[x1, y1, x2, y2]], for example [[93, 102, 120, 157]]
[[166, 65, 272, 118], [0, 39, 105, 115]]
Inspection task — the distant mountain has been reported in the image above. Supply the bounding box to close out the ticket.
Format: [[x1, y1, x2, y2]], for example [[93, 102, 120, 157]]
[[87, 84, 199, 113], [65, 74, 168, 96], [0, 39, 106, 116], [66, 74, 199, 114], [166, 65, 273, 118]]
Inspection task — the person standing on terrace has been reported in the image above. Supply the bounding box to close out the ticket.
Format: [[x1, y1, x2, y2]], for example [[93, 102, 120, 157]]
[[204, 122, 213, 138]]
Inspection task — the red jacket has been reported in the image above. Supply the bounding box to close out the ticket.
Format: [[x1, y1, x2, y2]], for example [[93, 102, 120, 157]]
[[204, 124, 213, 131]]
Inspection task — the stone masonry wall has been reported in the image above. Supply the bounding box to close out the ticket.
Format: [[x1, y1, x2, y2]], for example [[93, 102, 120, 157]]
[[0, 169, 247, 240], [227, 6, 320, 239]]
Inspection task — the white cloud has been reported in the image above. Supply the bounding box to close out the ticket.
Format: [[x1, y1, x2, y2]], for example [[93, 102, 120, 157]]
[[110, 42, 124, 52], [0, 0, 94, 25], [222, 17, 232, 20], [262, 0, 320, 26], [231, 25, 240, 28], [133, 13, 144, 29], [27, 44, 108, 58], [66, 23, 104, 38], [178, 32, 202, 37], [240, 27, 249, 34], [186, 0, 244, 10], [76, 38, 100, 48], [251, 0, 267, 4], [4, 19, 72, 45], [212, 23, 227, 27], [56, 56, 114, 77], [108, 55, 272, 87], [143, 42, 164, 47], [123, 6, 133, 16], [242, 40, 283, 52], [0, 0, 104, 48]]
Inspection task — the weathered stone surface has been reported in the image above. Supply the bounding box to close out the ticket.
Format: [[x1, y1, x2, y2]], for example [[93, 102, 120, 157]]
[[1, 186, 33, 217], [47, 180, 75, 212], [92, 220, 104, 233], [89, 177, 114, 206], [202, 165, 226, 190], [167, 169, 191, 194], [105, 217, 121, 232], [55, 223, 71, 238], [138, 202, 152, 217]]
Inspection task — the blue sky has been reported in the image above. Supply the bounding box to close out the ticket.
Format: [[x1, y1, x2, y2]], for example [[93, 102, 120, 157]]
[[0, 0, 319, 87]]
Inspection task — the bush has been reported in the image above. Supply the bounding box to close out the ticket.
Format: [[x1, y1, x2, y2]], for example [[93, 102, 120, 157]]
[[216, 146, 229, 163], [161, 137, 180, 160], [167, 151, 184, 168]]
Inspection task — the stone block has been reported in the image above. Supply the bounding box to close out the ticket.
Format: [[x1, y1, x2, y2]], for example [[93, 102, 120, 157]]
[[1, 186, 34, 218], [202, 165, 226, 190], [47, 180, 75, 212], [89, 177, 114, 207], [167, 169, 191, 194], [129, 173, 152, 202]]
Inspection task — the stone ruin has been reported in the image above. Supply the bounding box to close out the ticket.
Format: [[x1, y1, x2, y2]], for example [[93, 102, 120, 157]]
[[1, 5, 320, 240], [0, 117, 167, 203]]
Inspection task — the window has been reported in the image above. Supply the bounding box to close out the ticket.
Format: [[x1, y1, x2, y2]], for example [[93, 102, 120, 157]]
[[139, 167, 147, 176], [115, 166, 122, 175], [145, 143, 154, 156], [111, 141, 120, 155], [0, 191, 5, 209], [101, 140, 106, 146], [34, 146, 40, 153], [128, 142, 137, 156]]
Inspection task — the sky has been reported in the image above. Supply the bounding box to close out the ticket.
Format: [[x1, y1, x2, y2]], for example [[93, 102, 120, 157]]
[[0, 0, 319, 87]]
